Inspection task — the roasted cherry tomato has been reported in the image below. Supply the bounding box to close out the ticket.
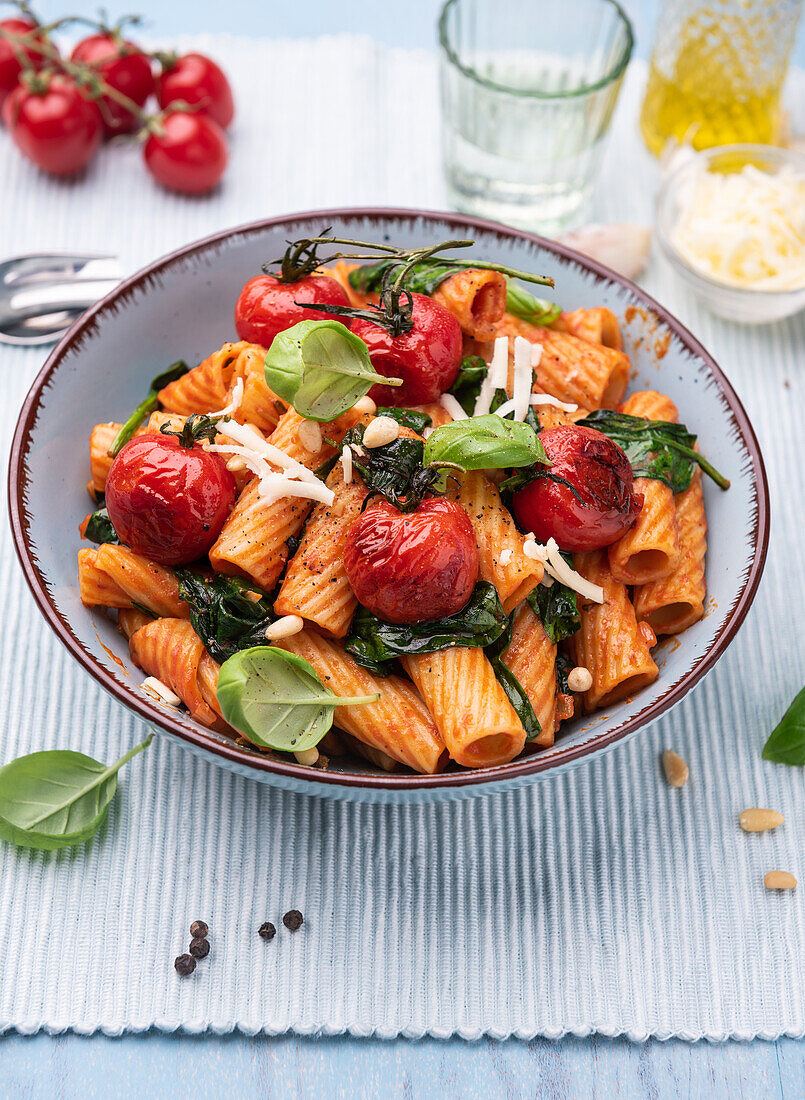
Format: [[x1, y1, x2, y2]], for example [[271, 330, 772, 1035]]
[[351, 294, 462, 406], [105, 433, 237, 565], [234, 273, 351, 349], [5, 75, 102, 176], [143, 110, 228, 195], [511, 425, 643, 552], [156, 52, 234, 129], [71, 33, 154, 135], [0, 17, 48, 110], [344, 498, 479, 624]]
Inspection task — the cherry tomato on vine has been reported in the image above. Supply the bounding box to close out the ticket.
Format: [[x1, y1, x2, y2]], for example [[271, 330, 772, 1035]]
[[352, 294, 463, 406], [70, 33, 154, 135], [0, 17, 49, 110], [143, 110, 228, 195], [344, 497, 479, 624], [105, 433, 237, 566], [5, 75, 102, 176], [156, 52, 233, 129], [234, 273, 352, 349], [511, 425, 643, 552]]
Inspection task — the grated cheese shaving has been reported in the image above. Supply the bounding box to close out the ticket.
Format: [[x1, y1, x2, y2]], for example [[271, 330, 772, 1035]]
[[208, 376, 244, 418], [438, 393, 469, 421], [473, 336, 509, 416], [530, 394, 578, 412], [670, 161, 805, 291], [512, 336, 532, 422], [522, 536, 604, 603], [341, 443, 354, 484]]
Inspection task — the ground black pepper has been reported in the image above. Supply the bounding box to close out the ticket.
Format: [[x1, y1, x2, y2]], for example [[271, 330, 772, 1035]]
[[189, 936, 210, 959], [258, 922, 276, 941], [174, 953, 196, 976], [189, 920, 208, 939], [282, 909, 304, 932]]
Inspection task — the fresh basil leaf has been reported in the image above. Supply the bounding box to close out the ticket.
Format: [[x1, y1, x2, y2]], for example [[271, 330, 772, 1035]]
[[762, 687, 805, 766], [345, 582, 507, 675], [216, 647, 378, 753], [82, 505, 119, 545], [375, 407, 432, 433], [175, 570, 275, 663], [485, 617, 541, 740], [264, 319, 400, 422], [342, 424, 438, 512], [505, 279, 561, 326], [348, 258, 470, 296], [0, 734, 153, 851], [423, 415, 549, 472], [108, 360, 189, 458], [526, 558, 580, 645], [449, 355, 488, 416], [578, 410, 730, 492]]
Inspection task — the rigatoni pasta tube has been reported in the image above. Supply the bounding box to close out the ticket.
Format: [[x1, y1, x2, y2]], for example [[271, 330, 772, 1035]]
[[607, 390, 682, 586], [572, 551, 659, 711], [431, 268, 507, 341], [129, 618, 222, 728], [552, 307, 623, 351], [448, 470, 543, 612], [402, 648, 526, 768], [633, 471, 707, 635], [501, 602, 560, 748], [88, 422, 147, 494], [276, 630, 446, 774], [78, 545, 188, 618]]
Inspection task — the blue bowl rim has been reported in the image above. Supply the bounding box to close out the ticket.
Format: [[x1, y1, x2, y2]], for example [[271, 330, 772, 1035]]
[[8, 205, 770, 790]]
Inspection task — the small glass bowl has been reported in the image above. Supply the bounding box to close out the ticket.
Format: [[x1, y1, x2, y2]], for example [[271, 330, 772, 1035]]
[[655, 144, 805, 324]]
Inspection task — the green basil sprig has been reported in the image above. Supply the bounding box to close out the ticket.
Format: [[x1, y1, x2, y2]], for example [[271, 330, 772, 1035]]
[[375, 406, 432, 433], [485, 618, 541, 740], [578, 410, 730, 492], [423, 415, 549, 473], [108, 360, 189, 458], [345, 582, 507, 676], [174, 570, 275, 664], [81, 499, 119, 545], [0, 734, 153, 851], [216, 647, 378, 753], [341, 424, 437, 512], [762, 687, 805, 766], [526, 555, 580, 645], [448, 355, 488, 416], [264, 319, 401, 422], [505, 279, 561, 326]]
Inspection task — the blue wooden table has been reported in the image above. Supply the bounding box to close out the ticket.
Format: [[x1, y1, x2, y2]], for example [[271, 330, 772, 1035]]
[[4, 3, 805, 1096]]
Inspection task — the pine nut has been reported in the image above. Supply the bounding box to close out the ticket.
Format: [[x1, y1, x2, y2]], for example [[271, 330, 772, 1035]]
[[142, 676, 182, 706], [297, 419, 323, 453], [739, 808, 784, 833], [362, 416, 400, 448], [764, 871, 797, 891], [353, 396, 377, 415], [662, 748, 689, 788], [567, 666, 593, 693], [294, 747, 320, 766], [264, 615, 304, 640]]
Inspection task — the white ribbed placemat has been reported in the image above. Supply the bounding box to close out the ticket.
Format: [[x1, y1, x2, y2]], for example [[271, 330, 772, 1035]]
[[1, 37, 804, 1040]]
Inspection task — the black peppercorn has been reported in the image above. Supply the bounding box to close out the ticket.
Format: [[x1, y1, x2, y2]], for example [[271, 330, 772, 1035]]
[[258, 921, 276, 941], [189, 937, 210, 959], [282, 909, 303, 932], [189, 920, 208, 939], [174, 953, 196, 977]]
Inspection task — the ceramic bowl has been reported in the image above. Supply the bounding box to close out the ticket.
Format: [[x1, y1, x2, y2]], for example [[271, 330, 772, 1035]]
[[9, 208, 770, 802]]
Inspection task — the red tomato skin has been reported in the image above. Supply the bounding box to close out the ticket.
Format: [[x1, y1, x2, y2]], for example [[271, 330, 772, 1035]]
[[6, 77, 102, 176], [105, 434, 237, 566], [344, 498, 479, 624], [351, 294, 463, 406], [157, 52, 234, 129], [511, 425, 643, 552], [144, 111, 228, 195], [234, 274, 352, 348], [0, 19, 47, 110], [70, 35, 154, 135]]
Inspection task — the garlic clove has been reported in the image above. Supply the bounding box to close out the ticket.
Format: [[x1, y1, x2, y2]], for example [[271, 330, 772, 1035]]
[[558, 223, 652, 281]]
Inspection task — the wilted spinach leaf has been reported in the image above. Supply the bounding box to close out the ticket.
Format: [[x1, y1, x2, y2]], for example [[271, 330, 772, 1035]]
[[342, 424, 438, 511], [505, 279, 561, 326], [81, 498, 119, 545], [526, 558, 580, 645], [556, 653, 574, 696], [449, 355, 488, 415], [375, 407, 432, 433], [485, 616, 541, 740], [174, 570, 275, 663]]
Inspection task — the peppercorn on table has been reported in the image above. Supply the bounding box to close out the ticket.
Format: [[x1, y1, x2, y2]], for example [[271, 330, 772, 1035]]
[[1, 21, 805, 1091]]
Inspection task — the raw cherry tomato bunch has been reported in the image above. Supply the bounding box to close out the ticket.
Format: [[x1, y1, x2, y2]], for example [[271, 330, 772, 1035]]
[[0, 6, 234, 193]]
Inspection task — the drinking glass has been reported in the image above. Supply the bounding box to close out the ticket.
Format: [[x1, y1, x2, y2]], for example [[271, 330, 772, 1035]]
[[438, 0, 634, 233]]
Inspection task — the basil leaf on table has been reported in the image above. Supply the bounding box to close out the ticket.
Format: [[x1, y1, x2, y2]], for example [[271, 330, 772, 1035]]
[[762, 686, 805, 766], [341, 424, 438, 512], [81, 502, 119, 545], [578, 410, 730, 492], [505, 279, 561, 326], [423, 415, 549, 472], [375, 406, 432, 433], [264, 319, 401, 422], [449, 355, 489, 416], [485, 617, 541, 740], [174, 570, 275, 664], [0, 734, 153, 851], [526, 556, 580, 645], [108, 359, 189, 458], [216, 647, 378, 753], [345, 582, 508, 675]]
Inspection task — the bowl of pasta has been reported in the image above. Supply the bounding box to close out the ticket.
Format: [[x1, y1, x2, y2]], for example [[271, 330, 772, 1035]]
[[9, 208, 769, 801]]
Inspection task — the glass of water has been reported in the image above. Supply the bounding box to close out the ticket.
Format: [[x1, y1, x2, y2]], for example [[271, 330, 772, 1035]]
[[438, 0, 634, 233]]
